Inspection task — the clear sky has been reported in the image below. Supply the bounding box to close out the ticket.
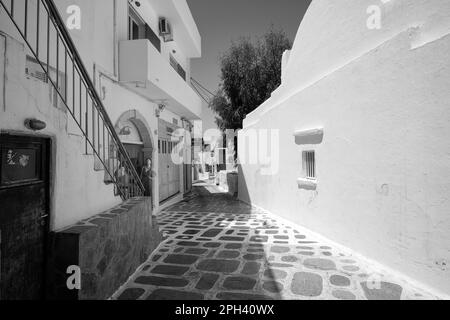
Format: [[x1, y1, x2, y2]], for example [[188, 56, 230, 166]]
[[186, 0, 312, 133]]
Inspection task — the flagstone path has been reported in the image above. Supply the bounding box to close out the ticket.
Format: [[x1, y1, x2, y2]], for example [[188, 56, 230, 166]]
[[111, 182, 438, 300]]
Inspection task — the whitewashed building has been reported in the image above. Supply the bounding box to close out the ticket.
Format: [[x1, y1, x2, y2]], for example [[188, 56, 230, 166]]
[[0, 0, 201, 299], [239, 0, 450, 296]]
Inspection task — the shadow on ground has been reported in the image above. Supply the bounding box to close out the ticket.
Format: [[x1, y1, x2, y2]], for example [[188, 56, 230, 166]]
[[111, 182, 437, 300]]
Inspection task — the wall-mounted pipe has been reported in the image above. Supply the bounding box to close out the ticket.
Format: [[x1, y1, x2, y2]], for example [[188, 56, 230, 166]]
[[1, 33, 6, 112]]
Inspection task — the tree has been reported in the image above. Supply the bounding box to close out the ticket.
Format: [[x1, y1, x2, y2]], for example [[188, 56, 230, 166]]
[[210, 28, 292, 131]]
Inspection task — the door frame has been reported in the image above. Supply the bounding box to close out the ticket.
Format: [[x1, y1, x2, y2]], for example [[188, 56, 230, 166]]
[[0, 133, 52, 300]]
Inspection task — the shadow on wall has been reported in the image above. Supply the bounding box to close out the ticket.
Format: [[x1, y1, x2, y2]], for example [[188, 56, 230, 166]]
[[236, 162, 252, 206]]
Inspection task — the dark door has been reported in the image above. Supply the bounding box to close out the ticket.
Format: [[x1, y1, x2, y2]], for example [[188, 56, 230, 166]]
[[124, 143, 144, 175], [158, 139, 170, 202], [0, 135, 50, 300]]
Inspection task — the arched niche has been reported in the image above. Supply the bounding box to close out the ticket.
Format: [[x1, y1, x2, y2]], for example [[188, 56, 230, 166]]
[[115, 110, 155, 165]]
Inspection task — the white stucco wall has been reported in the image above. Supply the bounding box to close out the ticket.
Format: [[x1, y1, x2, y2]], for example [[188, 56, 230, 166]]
[[98, 72, 186, 212], [0, 33, 120, 230], [54, 0, 198, 79], [239, 0, 450, 295], [0, 0, 199, 228]]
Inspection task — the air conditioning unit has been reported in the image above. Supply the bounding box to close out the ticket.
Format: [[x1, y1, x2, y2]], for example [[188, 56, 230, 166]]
[[25, 55, 66, 110], [159, 17, 173, 42]]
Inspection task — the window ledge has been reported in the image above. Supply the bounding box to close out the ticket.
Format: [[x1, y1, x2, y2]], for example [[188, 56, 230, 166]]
[[294, 127, 324, 145], [297, 178, 317, 190], [293, 128, 323, 138]]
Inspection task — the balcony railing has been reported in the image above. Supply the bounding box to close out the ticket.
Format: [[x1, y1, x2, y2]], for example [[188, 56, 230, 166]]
[[170, 54, 186, 81], [144, 24, 161, 53], [119, 39, 202, 119]]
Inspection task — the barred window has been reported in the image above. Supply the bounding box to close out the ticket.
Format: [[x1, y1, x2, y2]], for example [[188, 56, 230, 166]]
[[303, 151, 316, 179]]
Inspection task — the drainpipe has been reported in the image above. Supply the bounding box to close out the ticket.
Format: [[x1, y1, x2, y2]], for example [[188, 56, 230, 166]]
[[1, 33, 6, 112], [113, 0, 118, 78]]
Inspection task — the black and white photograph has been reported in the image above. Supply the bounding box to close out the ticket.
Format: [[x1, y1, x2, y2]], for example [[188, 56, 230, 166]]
[[0, 0, 449, 312]]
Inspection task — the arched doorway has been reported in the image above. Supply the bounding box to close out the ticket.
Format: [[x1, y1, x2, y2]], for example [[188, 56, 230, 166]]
[[115, 110, 154, 197], [119, 120, 145, 174]]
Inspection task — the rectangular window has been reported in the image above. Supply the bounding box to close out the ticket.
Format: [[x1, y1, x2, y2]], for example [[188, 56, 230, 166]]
[[303, 151, 316, 180], [128, 5, 145, 40], [128, 5, 161, 52], [158, 140, 161, 154]]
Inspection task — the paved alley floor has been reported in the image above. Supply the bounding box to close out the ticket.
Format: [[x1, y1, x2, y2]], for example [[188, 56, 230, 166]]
[[112, 182, 438, 300]]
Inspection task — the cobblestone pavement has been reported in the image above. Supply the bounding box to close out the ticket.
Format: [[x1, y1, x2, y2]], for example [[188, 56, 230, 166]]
[[112, 182, 438, 300]]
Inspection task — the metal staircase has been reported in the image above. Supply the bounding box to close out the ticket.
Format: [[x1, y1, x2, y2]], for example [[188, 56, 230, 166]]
[[0, 0, 145, 199]]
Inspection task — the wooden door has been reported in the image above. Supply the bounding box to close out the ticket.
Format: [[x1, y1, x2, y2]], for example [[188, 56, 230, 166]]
[[167, 140, 180, 198], [158, 139, 181, 202], [0, 135, 50, 300]]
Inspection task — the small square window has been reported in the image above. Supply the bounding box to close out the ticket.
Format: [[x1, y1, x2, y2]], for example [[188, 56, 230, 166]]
[[303, 151, 316, 180]]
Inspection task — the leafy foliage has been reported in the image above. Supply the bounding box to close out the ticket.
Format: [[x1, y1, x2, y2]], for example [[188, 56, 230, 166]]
[[210, 28, 292, 131]]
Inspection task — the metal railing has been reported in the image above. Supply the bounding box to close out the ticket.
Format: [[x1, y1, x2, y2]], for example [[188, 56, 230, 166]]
[[0, 0, 145, 199], [170, 54, 186, 81]]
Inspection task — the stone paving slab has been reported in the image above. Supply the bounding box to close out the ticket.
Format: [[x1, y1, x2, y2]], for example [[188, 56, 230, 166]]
[[111, 183, 439, 301]]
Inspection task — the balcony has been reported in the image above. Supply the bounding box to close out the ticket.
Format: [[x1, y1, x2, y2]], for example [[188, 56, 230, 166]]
[[119, 39, 202, 120]]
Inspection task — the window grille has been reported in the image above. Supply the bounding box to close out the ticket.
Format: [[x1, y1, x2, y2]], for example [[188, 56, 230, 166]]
[[303, 151, 316, 179]]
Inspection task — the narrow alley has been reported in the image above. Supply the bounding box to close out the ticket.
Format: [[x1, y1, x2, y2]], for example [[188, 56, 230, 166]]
[[1, 0, 449, 305], [112, 182, 438, 301]]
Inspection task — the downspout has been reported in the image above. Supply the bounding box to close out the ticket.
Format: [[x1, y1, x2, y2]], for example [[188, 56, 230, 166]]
[[113, 0, 118, 78], [1, 33, 6, 112]]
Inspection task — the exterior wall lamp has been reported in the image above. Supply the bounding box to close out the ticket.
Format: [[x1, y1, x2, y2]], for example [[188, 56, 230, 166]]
[[156, 104, 166, 118], [131, 0, 141, 7], [24, 119, 46, 131], [119, 126, 132, 136]]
